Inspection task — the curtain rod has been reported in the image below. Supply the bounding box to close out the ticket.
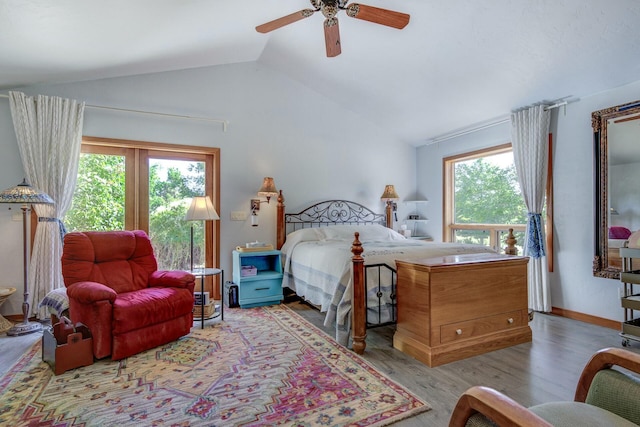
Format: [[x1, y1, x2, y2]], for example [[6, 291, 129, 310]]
[[424, 116, 511, 146], [0, 93, 229, 132], [424, 98, 575, 146], [545, 101, 567, 111]]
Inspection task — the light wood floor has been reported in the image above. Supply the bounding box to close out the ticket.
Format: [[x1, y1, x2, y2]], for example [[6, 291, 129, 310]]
[[0, 304, 636, 426], [287, 301, 637, 426]]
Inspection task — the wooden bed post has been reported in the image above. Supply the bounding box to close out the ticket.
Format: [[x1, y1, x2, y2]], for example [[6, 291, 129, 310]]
[[351, 232, 367, 354], [276, 190, 285, 250]]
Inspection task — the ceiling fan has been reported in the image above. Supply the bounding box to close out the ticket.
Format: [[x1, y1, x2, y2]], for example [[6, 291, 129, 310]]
[[255, 0, 410, 57]]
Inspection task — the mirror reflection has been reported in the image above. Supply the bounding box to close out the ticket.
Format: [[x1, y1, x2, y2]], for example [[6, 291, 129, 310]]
[[608, 115, 640, 269], [593, 100, 640, 278]]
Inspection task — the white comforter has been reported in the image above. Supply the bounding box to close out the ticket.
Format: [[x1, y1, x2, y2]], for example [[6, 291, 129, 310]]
[[281, 226, 495, 345]]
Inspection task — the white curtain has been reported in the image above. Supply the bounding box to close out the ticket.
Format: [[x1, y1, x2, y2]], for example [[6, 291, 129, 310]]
[[511, 105, 550, 312], [9, 91, 85, 318]]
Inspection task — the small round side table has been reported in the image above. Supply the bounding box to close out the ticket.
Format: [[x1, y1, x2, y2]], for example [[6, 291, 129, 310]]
[[189, 268, 223, 329], [0, 287, 16, 334]]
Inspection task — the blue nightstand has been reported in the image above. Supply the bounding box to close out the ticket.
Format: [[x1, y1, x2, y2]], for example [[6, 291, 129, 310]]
[[232, 249, 283, 308]]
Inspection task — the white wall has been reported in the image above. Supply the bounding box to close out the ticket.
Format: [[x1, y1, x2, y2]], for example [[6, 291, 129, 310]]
[[0, 61, 416, 316], [417, 79, 640, 322], [5, 61, 638, 324]]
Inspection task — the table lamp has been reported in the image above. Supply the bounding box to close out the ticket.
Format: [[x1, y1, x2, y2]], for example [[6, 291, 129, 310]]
[[380, 184, 399, 228]]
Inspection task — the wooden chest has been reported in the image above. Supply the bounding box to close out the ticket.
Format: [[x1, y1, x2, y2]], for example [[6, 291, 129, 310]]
[[393, 253, 531, 367]]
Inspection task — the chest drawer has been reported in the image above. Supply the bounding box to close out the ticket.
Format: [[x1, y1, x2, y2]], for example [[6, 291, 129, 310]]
[[239, 278, 283, 304], [440, 310, 524, 344]]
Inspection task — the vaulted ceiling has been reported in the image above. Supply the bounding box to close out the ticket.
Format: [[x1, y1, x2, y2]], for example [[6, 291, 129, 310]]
[[2, 0, 640, 146]]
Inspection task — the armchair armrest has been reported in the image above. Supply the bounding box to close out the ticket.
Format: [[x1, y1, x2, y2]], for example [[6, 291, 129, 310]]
[[149, 270, 195, 289], [449, 386, 553, 427], [574, 347, 640, 424], [66, 281, 117, 304], [575, 347, 640, 401]]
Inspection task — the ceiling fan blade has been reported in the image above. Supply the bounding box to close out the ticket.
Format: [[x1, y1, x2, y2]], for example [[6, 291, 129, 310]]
[[256, 9, 316, 33], [324, 18, 342, 57], [345, 4, 410, 29]]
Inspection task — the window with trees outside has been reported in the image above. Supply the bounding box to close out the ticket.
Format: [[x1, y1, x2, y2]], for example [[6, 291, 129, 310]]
[[443, 143, 527, 254], [64, 136, 221, 293]]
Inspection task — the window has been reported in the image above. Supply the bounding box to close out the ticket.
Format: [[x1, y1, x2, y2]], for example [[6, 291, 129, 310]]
[[443, 143, 527, 253], [65, 137, 221, 290]]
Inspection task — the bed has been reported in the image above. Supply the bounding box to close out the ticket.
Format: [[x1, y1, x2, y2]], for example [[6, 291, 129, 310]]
[[275, 192, 529, 361], [609, 226, 633, 268]]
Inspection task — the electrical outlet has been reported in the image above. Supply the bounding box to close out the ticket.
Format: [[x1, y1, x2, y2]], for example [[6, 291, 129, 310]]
[[230, 211, 247, 221]]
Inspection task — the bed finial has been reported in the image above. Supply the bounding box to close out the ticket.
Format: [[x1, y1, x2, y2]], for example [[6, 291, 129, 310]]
[[351, 232, 366, 354], [504, 228, 518, 255], [352, 232, 363, 257]]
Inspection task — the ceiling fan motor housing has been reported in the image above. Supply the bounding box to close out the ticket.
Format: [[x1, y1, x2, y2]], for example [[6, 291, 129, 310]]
[[321, 3, 338, 18]]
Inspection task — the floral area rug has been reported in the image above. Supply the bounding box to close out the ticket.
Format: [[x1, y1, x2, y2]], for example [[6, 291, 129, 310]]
[[0, 304, 429, 426]]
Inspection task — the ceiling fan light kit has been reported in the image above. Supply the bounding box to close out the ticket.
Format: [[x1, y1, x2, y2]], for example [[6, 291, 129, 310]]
[[256, 0, 410, 57]]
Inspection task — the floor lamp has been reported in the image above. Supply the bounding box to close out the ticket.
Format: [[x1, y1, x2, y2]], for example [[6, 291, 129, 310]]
[[0, 179, 54, 336], [185, 196, 219, 271]]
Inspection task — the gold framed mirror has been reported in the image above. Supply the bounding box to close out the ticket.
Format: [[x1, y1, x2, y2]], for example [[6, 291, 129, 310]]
[[592, 99, 640, 279]]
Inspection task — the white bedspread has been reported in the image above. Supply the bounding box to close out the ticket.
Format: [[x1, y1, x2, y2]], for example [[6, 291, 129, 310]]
[[281, 228, 496, 345]]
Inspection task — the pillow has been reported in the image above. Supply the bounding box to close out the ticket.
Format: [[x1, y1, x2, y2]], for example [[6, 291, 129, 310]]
[[287, 227, 323, 242], [628, 230, 640, 248], [609, 226, 632, 239], [280, 228, 323, 256], [317, 224, 406, 242]]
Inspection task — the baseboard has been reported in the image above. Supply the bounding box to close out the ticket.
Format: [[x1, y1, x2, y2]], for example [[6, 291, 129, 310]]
[[3, 314, 48, 323], [551, 306, 620, 330]]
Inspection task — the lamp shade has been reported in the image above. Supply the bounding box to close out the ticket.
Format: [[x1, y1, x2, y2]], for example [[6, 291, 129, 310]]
[[380, 184, 399, 201], [185, 196, 219, 221], [0, 179, 54, 205], [257, 177, 278, 198]]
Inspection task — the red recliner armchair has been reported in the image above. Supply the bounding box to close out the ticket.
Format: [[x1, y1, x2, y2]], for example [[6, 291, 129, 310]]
[[61, 230, 195, 360]]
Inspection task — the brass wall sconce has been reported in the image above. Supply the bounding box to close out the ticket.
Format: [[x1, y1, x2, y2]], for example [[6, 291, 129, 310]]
[[250, 177, 278, 227]]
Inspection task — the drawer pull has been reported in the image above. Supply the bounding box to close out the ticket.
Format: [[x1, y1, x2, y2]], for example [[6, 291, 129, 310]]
[[507, 318, 514, 324], [255, 287, 270, 291], [456, 329, 463, 335]]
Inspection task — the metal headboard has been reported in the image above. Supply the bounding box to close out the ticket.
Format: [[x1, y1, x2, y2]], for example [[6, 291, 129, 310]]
[[284, 200, 385, 234]]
